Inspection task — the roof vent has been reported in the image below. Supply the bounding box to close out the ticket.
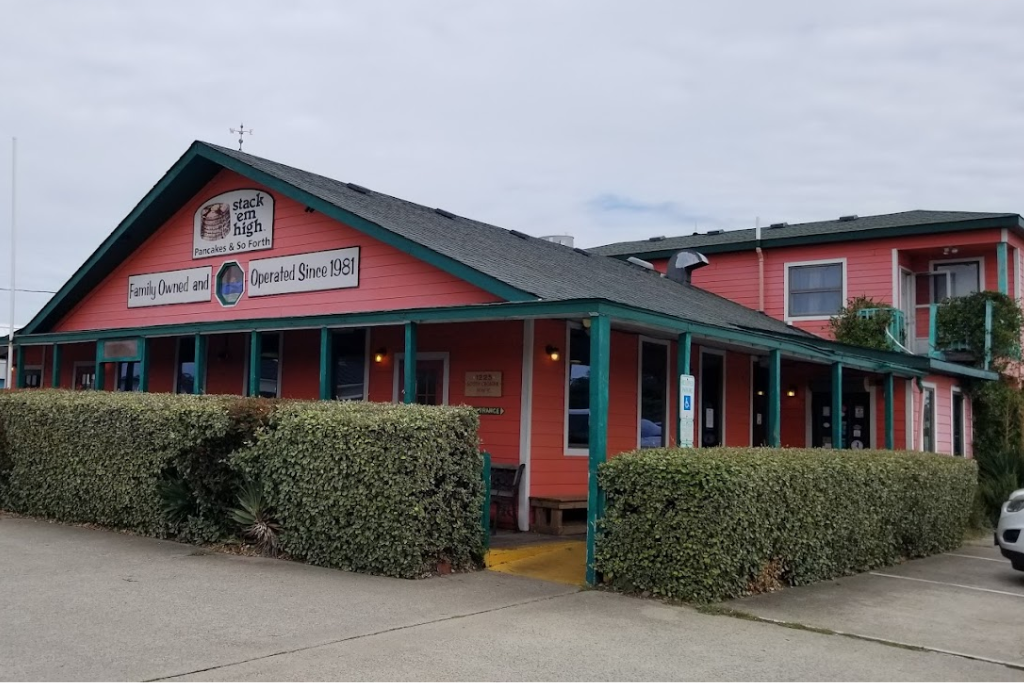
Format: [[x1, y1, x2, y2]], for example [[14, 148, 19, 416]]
[[769, 222, 788, 228], [433, 208, 456, 219], [648, 235, 666, 242], [509, 229, 530, 240], [665, 249, 710, 285], [706, 229, 724, 235], [540, 234, 574, 247], [627, 256, 656, 271], [573, 247, 591, 257], [345, 182, 370, 194], [839, 214, 859, 222]]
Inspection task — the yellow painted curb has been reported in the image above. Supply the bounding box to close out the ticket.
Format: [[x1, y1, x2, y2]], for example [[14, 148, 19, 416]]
[[485, 541, 586, 585]]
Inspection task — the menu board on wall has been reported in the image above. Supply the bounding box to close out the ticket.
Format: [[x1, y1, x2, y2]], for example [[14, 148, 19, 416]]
[[127, 267, 212, 308], [193, 189, 275, 259]]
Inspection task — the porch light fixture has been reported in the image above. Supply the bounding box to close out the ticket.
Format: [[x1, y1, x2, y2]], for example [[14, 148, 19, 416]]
[[786, 385, 798, 398], [545, 345, 561, 361], [756, 389, 765, 396], [374, 348, 387, 363]]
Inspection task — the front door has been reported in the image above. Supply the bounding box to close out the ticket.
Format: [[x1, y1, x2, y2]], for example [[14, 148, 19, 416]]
[[397, 358, 447, 405], [699, 352, 724, 447], [811, 391, 872, 449]]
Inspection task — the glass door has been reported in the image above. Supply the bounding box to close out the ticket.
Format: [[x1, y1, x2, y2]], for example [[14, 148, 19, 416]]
[[397, 358, 447, 405]]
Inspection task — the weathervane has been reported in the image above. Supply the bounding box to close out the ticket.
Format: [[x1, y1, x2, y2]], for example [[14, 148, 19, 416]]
[[229, 124, 253, 151]]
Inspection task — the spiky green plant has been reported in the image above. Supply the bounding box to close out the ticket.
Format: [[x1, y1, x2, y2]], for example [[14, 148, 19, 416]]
[[156, 476, 196, 527], [229, 479, 280, 556]]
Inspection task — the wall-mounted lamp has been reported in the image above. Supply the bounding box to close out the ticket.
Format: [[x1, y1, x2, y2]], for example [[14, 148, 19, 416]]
[[545, 345, 561, 361], [786, 385, 798, 398], [756, 389, 765, 397], [374, 348, 388, 363]]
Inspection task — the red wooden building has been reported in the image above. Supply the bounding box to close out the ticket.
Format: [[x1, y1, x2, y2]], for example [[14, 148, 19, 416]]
[[3, 143, 993, 534]]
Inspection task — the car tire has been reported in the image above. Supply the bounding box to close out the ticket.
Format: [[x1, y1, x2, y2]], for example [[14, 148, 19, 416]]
[[1012, 560, 1024, 572]]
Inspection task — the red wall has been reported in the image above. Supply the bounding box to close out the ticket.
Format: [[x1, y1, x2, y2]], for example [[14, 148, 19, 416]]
[[55, 170, 501, 332]]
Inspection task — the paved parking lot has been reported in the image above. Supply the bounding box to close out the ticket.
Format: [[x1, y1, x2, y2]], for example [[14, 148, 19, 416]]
[[725, 540, 1024, 669], [1, 515, 1021, 681]]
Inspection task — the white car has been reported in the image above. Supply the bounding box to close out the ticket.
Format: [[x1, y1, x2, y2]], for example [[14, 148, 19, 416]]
[[996, 488, 1024, 572]]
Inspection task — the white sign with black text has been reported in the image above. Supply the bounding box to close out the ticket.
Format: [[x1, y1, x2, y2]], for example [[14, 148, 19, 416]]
[[128, 267, 212, 308], [247, 247, 360, 297], [193, 189, 275, 259]]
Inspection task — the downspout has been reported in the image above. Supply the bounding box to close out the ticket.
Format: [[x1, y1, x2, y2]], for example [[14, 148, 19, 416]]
[[755, 217, 765, 312]]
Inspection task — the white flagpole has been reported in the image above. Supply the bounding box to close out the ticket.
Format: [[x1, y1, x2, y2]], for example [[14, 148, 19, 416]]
[[7, 137, 15, 390]]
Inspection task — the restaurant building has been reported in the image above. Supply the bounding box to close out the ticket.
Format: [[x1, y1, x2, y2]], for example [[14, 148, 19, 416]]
[[2, 142, 993, 534]]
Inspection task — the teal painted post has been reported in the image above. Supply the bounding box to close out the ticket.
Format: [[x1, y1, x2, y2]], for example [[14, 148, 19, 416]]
[[767, 348, 781, 447], [51, 344, 61, 388], [403, 322, 417, 404], [984, 299, 993, 371], [138, 337, 150, 392], [94, 341, 105, 391], [193, 334, 206, 395], [928, 304, 939, 357], [586, 314, 611, 586], [481, 451, 492, 548], [884, 373, 895, 450], [248, 331, 261, 397], [319, 327, 331, 400], [998, 241, 1009, 295], [676, 331, 692, 445], [831, 362, 843, 449], [14, 346, 25, 389]]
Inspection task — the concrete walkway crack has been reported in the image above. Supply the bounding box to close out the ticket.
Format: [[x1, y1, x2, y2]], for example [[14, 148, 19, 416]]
[[145, 589, 581, 682]]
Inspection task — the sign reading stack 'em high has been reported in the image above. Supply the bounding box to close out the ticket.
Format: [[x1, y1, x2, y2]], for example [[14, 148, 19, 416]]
[[193, 189, 275, 259]]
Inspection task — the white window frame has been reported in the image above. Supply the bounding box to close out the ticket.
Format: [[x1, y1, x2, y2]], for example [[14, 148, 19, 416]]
[[172, 336, 208, 395], [784, 258, 847, 322], [564, 322, 589, 456], [928, 256, 984, 300], [951, 386, 966, 457], [392, 351, 450, 405], [637, 336, 671, 449], [920, 382, 938, 453], [697, 347, 726, 447]]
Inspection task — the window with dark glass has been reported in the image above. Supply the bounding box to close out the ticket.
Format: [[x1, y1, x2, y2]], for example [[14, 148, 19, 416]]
[[640, 341, 668, 448], [23, 367, 42, 388], [259, 333, 280, 399], [567, 326, 590, 450], [923, 387, 936, 452], [117, 362, 140, 392], [788, 263, 843, 317], [175, 338, 196, 394], [952, 391, 965, 457], [331, 329, 367, 400]]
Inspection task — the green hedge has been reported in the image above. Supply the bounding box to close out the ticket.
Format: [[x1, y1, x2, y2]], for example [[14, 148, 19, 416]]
[[233, 401, 484, 578], [0, 390, 260, 535], [596, 447, 977, 603]]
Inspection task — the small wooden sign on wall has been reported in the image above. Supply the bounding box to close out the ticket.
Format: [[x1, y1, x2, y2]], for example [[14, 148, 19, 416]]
[[465, 371, 502, 397]]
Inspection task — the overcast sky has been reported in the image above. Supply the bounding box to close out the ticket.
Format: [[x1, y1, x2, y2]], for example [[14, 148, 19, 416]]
[[2, 1, 1024, 332]]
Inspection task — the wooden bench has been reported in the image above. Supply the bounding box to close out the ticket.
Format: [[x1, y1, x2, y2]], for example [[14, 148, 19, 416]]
[[531, 495, 588, 535], [490, 463, 525, 532]]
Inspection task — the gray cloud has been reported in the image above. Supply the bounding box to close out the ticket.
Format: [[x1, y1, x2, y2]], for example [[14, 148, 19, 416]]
[[2, 0, 1024, 331]]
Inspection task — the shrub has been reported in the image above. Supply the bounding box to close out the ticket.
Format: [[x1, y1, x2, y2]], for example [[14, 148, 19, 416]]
[[596, 447, 976, 603], [232, 401, 484, 578], [0, 390, 249, 534], [829, 296, 898, 351], [936, 291, 1023, 368], [967, 378, 1024, 526]]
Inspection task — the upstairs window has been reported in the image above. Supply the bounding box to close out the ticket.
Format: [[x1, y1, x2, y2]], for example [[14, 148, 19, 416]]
[[932, 260, 980, 300], [787, 261, 845, 318]]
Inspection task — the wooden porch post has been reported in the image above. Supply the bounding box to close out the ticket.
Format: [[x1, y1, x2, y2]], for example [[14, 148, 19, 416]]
[[51, 344, 61, 388], [193, 334, 207, 395], [403, 322, 417, 404], [767, 349, 781, 447], [586, 314, 611, 586], [94, 341, 105, 390], [138, 338, 150, 393], [884, 373, 895, 450], [319, 327, 331, 400], [676, 331, 692, 446], [831, 362, 843, 449], [248, 331, 261, 397]]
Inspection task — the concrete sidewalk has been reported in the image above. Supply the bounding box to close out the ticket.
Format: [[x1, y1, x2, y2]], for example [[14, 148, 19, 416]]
[[1, 516, 1019, 681]]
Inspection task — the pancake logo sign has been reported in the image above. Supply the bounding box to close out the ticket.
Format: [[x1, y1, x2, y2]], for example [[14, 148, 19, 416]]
[[193, 189, 274, 259]]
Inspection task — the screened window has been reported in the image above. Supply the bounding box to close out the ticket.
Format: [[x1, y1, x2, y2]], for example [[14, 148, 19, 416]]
[[932, 261, 980, 300], [639, 341, 668, 448], [331, 329, 367, 400], [567, 327, 590, 450], [175, 338, 196, 394], [788, 262, 844, 317], [922, 387, 936, 452]]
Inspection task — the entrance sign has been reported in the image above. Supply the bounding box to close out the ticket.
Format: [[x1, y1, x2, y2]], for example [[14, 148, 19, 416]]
[[193, 189, 275, 259], [247, 247, 360, 297], [465, 371, 502, 397], [679, 374, 696, 448], [475, 406, 505, 415], [128, 267, 212, 308]]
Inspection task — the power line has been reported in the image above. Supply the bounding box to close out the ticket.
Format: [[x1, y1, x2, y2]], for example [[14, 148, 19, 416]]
[[0, 287, 55, 294]]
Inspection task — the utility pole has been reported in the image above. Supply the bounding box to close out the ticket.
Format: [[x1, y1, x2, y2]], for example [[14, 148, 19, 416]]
[[7, 137, 16, 390]]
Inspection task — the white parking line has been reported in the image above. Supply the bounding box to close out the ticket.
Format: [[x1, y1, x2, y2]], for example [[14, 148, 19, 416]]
[[944, 552, 1007, 563], [869, 572, 1024, 598]]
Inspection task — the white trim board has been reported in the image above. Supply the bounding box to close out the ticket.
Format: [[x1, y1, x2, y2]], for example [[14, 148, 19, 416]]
[[518, 319, 534, 531]]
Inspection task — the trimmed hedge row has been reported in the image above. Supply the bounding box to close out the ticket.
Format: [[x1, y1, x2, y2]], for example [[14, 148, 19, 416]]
[[0, 390, 484, 578], [596, 447, 977, 603]]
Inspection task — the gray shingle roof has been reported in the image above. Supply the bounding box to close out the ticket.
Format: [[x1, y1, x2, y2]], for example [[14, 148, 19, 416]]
[[590, 210, 1020, 257], [207, 143, 808, 339]]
